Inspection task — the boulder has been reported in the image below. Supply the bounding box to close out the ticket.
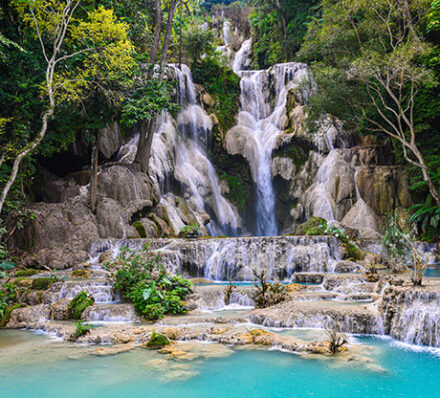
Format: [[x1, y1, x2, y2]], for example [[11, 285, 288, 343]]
[[99, 122, 121, 159]]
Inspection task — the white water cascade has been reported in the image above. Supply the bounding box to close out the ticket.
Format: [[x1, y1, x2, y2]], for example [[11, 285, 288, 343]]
[[231, 62, 310, 235], [117, 65, 241, 236]]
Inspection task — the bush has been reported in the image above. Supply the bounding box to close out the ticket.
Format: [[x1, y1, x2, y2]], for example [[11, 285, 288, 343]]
[[108, 245, 193, 321], [69, 320, 93, 341], [252, 269, 286, 309], [68, 291, 95, 319], [0, 282, 18, 323], [293, 217, 327, 235], [178, 224, 201, 238]]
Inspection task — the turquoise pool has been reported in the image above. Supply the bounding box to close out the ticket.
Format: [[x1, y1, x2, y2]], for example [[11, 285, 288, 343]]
[[1, 331, 440, 397]]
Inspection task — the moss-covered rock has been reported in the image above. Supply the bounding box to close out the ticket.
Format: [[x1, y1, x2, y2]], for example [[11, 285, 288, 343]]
[[178, 224, 201, 238], [15, 269, 41, 277], [71, 269, 91, 279], [145, 330, 170, 349], [68, 291, 95, 319], [292, 217, 328, 236], [31, 277, 58, 290], [133, 220, 147, 238], [0, 303, 26, 327]]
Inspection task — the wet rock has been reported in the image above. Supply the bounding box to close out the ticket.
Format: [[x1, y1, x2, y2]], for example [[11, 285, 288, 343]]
[[50, 298, 71, 321], [99, 122, 121, 159]]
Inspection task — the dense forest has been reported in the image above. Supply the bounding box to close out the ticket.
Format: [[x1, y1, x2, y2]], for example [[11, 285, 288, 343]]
[[0, 0, 439, 266]]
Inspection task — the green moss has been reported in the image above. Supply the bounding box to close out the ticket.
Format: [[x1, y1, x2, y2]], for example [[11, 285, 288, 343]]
[[149, 214, 163, 238], [32, 277, 58, 290], [15, 269, 41, 277], [71, 269, 91, 278], [220, 173, 250, 212], [292, 217, 328, 236], [145, 330, 170, 349], [133, 221, 147, 238], [68, 291, 95, 320]]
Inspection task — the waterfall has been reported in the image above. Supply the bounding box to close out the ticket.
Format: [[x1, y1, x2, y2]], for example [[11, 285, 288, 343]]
[[89, 235, 341, 281], [172, 65, 240, 235], [232, 38, 252, 74], [223, 20, 231, 46], [382, 287, 440, 347], [117, 64, 241, 236], [232, 62, 310, 235]]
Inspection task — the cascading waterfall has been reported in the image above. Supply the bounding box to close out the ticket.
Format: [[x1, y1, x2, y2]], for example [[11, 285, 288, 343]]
[[89, 235, 341, 281], [382, 288, 440, 347], [172, 65, 240, 235], [117, 65, 241, 236], [232, 62, 310, 235]]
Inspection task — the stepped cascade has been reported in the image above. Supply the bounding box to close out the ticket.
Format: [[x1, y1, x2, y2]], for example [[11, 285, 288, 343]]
[[2, 12, 440, 392]]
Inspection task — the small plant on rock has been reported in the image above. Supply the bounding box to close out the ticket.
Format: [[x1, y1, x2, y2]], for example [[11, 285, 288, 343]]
[[178, 223, 201, 238], [69, 320, 93, 341], [365, 263, 380, 282], [252, 269, 286, 308], [325, 327, 348, 354]]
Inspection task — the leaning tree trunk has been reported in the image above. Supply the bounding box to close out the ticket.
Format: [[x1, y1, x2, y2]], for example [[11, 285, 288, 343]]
[[90, 131, 100, 212], [133, 119, 156, 173]]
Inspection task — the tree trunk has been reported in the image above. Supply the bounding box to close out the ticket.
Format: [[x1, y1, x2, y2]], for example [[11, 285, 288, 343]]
[[0, 107, 54, 215], [90, 131, 100, 213], [159, 0, 178, 67], [412, 146, 440, 208], [150, 0, 162, 64], [133, 119, 156, 173]]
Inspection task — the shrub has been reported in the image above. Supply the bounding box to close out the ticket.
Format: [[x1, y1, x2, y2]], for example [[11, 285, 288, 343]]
[[178, 224, 201, 238], [252, 269, 286, 308], [108, 245, 193, 321], [68, 291, 95, 319], [69, 320, 93, 341], [293, 217, 327, 236], [0, 282, 18, 323]]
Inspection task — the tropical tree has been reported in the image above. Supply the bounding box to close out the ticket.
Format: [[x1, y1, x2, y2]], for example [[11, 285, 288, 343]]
[[299, 0, 440, 207]]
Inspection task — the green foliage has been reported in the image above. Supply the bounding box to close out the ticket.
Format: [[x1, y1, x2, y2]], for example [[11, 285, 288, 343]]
[[108, 245, 192, 321], [68, 291, 95, 320], [183, 25, 216, 66], [31, 276, 58, 290], [221, 173, 248, 212], [178, 223, 201, 238], [192, 56, 240, 131], [293, 217, 327, 235], [0, 281, 17, 323], [121, 64, 179, 127], [409, 202, 440, 242], [250, 0, 319, 69], [146, 329, 170, 348], [69, 320, 93, 341], [252, 269, 286, 309]]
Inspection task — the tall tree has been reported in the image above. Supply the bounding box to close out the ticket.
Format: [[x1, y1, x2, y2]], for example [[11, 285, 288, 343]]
[[299, 0, 440, 207]]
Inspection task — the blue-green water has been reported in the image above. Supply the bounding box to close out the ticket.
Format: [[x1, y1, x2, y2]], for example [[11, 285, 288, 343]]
[[425, 266, 440, 277], [1, 331, 440, 398]]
